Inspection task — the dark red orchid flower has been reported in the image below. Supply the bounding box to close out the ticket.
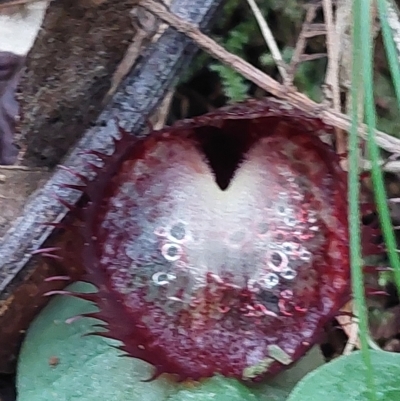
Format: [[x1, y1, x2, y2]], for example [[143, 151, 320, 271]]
[[49, 98, 381, 382]]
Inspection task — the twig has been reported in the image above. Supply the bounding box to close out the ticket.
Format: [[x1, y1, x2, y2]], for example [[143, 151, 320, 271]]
[[150, 0, 173, 42], [141, 0, 400, 154], [385, 0, 400, 59], [103, 6, 160, 105], [151, 90, 174, 130], [362, 159, 400, 172], [103, 35, 147, 105], [299, 53, 326, 62], [245, 0, 288, 82], [335, 0, 353, 90], [0, 165, 44, 171], [323, 0, 346, 156], [335, 0, 355, 165], [323, 0, 340, 109], [343, 318, 359, 354], [288, 3, 319, 83], [0, 0, 36, 9], [337, 302, 361, 354]]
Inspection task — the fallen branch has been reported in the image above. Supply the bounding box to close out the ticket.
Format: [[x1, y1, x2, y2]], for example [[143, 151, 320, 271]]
[[141, 0, 400, 154]]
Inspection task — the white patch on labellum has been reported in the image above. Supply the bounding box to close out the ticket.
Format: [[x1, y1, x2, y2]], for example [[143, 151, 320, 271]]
[[0, 1, 49, 56], [108, 140, 321, 306], [176, 153, 275, 289]]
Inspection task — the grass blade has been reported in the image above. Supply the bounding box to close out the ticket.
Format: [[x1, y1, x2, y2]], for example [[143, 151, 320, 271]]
[[349, 1, 377, 400], [376, 0, 400, 296]]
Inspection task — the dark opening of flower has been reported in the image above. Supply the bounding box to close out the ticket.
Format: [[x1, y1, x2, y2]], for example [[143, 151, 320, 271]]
[[56, 98, 380, 382]]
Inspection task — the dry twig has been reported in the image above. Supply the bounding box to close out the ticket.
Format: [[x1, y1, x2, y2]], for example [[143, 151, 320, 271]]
[[362, 160, 400, 173], [150, 90, 174, 130], [386, 0, 400, 57], [0, 0, 36, 9], [323, 0, 340, 110], [245, 0, 288, 82], [141, 0, 400, 154], [103, 6, 162, 105], [0, 165, 44, 171], [103, 34, 148, 105], [337, 302, 361, 354], [322, 0, 347, 156], [288, 3, 320, 83]]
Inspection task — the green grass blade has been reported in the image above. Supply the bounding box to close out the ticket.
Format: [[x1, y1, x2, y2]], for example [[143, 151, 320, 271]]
[[377, 0, 400, 100], [377, 0, 400, 295], [350, 1, 376, 400]]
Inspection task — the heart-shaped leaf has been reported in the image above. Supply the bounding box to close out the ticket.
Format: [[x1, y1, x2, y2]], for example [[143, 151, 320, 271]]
[[251, 346, 325, 401], [287, 349, 400, 401], [166, 375, 258, 401], [17, 282, 324, 401], [17, 283, 176, 401]]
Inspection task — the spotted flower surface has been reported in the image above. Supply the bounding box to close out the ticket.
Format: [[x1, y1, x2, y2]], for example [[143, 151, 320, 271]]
[[61, 99, 361, 382]]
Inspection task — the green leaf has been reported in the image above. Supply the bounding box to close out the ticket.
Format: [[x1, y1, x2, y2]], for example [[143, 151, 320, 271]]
[[17, 282, 176, 401], [17, 282, 324, 401], [287, 350, 400, 401], [166, 376, 258, 401], [209, 63, 249, 103], [251, 346, 325, 401]]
